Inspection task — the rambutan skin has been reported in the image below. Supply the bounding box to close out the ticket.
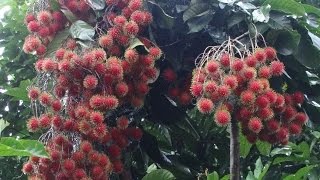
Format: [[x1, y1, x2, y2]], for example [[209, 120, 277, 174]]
[[197, 98, 214, 114], [214, 110, 231, 126]]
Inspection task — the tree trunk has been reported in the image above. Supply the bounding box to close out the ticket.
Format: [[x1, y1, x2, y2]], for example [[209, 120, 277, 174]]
[[230, 118, 240, 180]]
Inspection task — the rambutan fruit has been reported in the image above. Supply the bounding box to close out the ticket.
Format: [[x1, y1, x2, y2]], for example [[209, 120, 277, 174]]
[[217, 85, 231, 98], [90, 111, 104, 125], [248, 117, 263, 133], [106, 0, 119, 5], [254, 49, 267, 62], [113, 160, 124, 174], [257, 107, 274, 120], [75, 106, 89, 119], [246, 133, 258, 144], [99, 34, 114, 49], [258, 66, 271, 79], [256, 95, 270, 109], [131, 96, 144, 108], [179, 91, 192, 105], [289, 123, 302, 134], [42, 59, 57, 72], [267, 119, 280, 132], [238, 107, 253, 121], [190, 83, 203, 97], [113, 15, 127, 27], [51, 99, 62, 112], [27, 117, 39, 132], [37, 11, 52, 25], [240, 90, 256, 105], [294, 112, 308, 125], [25, 14, 35, 23], [264, 90, 277, 104], [52, 115, 63, 130], [98, 154, 110, 167], [128, 127, 143, 140], [62, 159, 75, 172], [203, 81, 217, 94], [128, 0, 142, 10], [58, 60, 73, 73], [220, 53, 230, 68], [274, 94, 285, 107], [197, 98, 214, 114], [248, 79, 263, 93], [80, 141, 93, 154], [276, 127, 289, 142], [36, 45, 46, 56], [90, 95, 105, 109], [39, 114, 51, 129], [63, 119, 75, 131], [123, 21, 139, 36], [214, 110, 231, 126], [108, 144, 121, 158], [93, 48, 107, 62], [124, 49, 138, 63], [72, 151, 85, 163], [242, 67, 257, 80], [130, 10, 144, 24], [27, 20, 40, 32], [28, 87, 40, 100], [149, 47, 162, 60], [115, 82, 129, 97], [231, 60, 244, 72], [22, 162, 33, 174], [264, 47, 277, 60], [39, 92, 52, 106], [74, 169, 87, 179], [206, 60, 219, 74], [162, 68, 177, 83], [223, 75, 238, 90], [91, 166, 104, 178], [291, 91, 304, 104], [104, 95, 119, 110], [117, 116, 129, 129], [245, 55, 258, 67], [83, 75, 98, 89], [140, 55, 155, 67], [168, 87, 180, 98], [270, 61, 284, 76], [283, 106, 297, 122], [38, 27, 50, 37]]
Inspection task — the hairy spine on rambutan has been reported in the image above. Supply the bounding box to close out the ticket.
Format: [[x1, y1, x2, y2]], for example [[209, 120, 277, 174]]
[[123, 21, 139, 36], [162, 68, 177, 82], [223, 75, 238, 90], [124, 49, 138, 63], [28, 87, 40, 100], [22, 162, 34, 174], [190, 83, 203, 97], [248, 117, 263, 133], [90, 111, 104, 125], [220, 53, 230, 68], [83, 75, 98, 89], [271, 61, 284, 76], [231, 59, 244, 72], [39, 92, 52, 106], [197, 98, 214, 114], [27, 117, 39, 132], [240, 90, 256, 105], [254, 49, 266, 62], [115, 82, 129, 97], [264, 47, 277, 60], [214, 110, 231, 126]]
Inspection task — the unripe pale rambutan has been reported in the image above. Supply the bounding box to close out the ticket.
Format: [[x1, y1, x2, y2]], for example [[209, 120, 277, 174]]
[[178, 92, 192, 105], [289, 123, 302, 134], [256, 95, 270, 109], [39, 115, 51, 129], [27, 117, 39, 132], [197, 98, 214, 114], [242, 67, 257, 80], [223, 75, 238, 90], [113, 15, 127, 26], [214, 110, 231, 126], [99, 34, 114, 49], [124, 49, 138, 63], [220, 53, 230, 68], [240, 90, 256, 105], [254, 49, 267, 62], [204, 81, 217, 94], [37, 11, 52, 25], [291, 91, 304, 104], [206, 60, 219, 74], [83, 75, 98, 89], [294, 112, 308, 125], [115, 82, 129, 97], [258, 66, 271, 79], [39, 92, 52, 106], [245, 55, 257, 67], [270, 61, 284, 76], [162, 68, 177, 82], [62, 159, 75, 172], [90, 111, 104, 125], [123, 21, 139, 36], [257, 107, 274, 120], [117, 116, 129, 129], [28, 87, 40, 100], [149, 47, 162, 60], [264, 47, 277, 60], [128, 0, 142, 11], [248, 117, 263, 133], [22, 162, 33, 174], [217, 85, 231, 98], [27, 21, 40, 32], [231, 60, 244, 72], [248, 80, 263, 93], [190, 83, 203, 97], [104, 95, 119, 110]]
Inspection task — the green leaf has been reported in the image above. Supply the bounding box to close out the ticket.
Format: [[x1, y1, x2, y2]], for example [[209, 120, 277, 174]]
[[183, 3, 210, 22], [218, 0, 237, 4], [46, 28, 70, 57], [267, 29, 301, 55], [70, 20, 95, 41], [128, 38, 149, 52], [252, 5, 271, 23], [187, 10, 214, 33], [142, 169, 175, 180], [258, 163, 270, 180], [148, 1, 176, 29], [221, 175, 230, 180], [5, 79, 31, 101], [49, 0, 61, 11], [207, 171, 219, 180], [86, 0, 105, 10], [256, 141, 271, 156], [240, 131, 252, 158], [147, 164, 158, 173], [268, 12, 291, 29], [0, 137, 48, 158], [254, 157, 263, 178], [61, 9, 77, 23], [263, 0, 306, 16], [302, 4, 320, 17], [283, 165, 317, 180], [0, 119, 9, 135], [270, 146, 292, 157]]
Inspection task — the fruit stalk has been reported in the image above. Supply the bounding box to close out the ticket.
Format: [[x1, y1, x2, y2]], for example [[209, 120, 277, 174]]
[[230, 117, 240, 180]]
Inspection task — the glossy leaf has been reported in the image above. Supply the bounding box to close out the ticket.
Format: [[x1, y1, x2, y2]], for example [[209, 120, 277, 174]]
[[142, 169, 175, 180], [207, 171, 219, 180], [263, 0, 306, 16], [70, 20, 95, 41], [256, 141, 272, 156], [46, 28, 70, 57], [148, 1, 176, 29], [240, 131, 252, 158], [5, 79, 31, 102], [86, 0, 105, 10], [183, 3, 210, 22]]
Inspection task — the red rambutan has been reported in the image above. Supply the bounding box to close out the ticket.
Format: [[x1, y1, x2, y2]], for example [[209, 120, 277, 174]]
[[27, 117, 39, 132], [231, 59, 244, 72], [291, 91, 304, 104], [205, 60, 219, 74], [83, 75, 98, 89], [267, 119, 280, 132], [27, 20, 40, 32], [248, 117, 263, 133], [264, 47, 277, 60], [258, 66, 272, 79], [149, 47, 162, 60], [242, 67, 257, 80], [223, 75, 238, 90], [245, 55, 258, 67], [123, 21, 139, 36], [220, 53, 230, 68], [115, 82, 129, 97], [117, 116, 129, 129], [271, 61, 284, 76], [113, 160, 124, 174], [240, 90, 256, 105], [28, 87, 40, 100], [22, 162, 33, 174], [63, 159, 75, 172], [90, 111, 104, 125], [37, 11, 52, 25], [104, 95, 119, 110], [197, 98, 214, 114], [124, 49, 138, 63], [128, 0, 142, 11], [214, 110, 231, 126], [108, 144, 121, 158], [289, 123, 302, 134], [254, 49, 266, 62], [162, 68, 177, 82], [256, 95, 270, 109], [190, 83, 203, 97], [294, 112, 308, 125], [39, 92, 52, 106], [80, 141, 93, 154], [217, 85, 231, 98]]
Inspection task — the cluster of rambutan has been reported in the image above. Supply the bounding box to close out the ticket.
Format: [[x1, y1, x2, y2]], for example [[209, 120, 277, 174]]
[[191, 47, 308, 145], [23, 10, 66, 56], [23, 0, 160, 179], [162, 67, 193, 106], [59, 0, 90, 19]]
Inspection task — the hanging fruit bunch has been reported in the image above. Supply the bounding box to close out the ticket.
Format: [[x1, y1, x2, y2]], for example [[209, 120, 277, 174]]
[[22, 0, 162, 179], [190, 36, 308, 145]]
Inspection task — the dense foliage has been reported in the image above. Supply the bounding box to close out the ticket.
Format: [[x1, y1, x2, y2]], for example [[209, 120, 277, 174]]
[[0, 0, 320, 180]]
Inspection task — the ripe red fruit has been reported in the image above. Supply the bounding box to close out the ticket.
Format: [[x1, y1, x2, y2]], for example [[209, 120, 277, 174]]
[[81, 141, 93, 154], [108, 144, 121, 158], [190, 83, 203, 97], [91, 166, 104, 178], [206, 60, 219, 74], [168, 87, 180, 97], [264, 47, 277, 60], [271, 61, 284, 76], [220, 53, 230, 68], [51, 100, 62, 112], [27, 21, 40, 32], [264, 90, 277, 104], [292, 91, 304, 104], [52, 115, 63, 130], [99, 35, 114, 48], [254, 49, 266, 62], [240, 90, 256, 105], [276, 127, 289, 142], [248, 80, 263, 93], [98, 154, 110, 166], [113, 160, 124, 174], [256, 95, 270, 109], [283, 106, 297, 121], [39, 92, 52, 106], [162, 68, 177, 82], [38, 27, 50, 37], [127, 127, 143, 140], [231, 60, 244, 72], [274, 94, 285, 107], [217, 85, 231, 98], [113, 15, 127, 27], [28, 87, 40, 100], [197, 98, 214, 114], [294, 112, 308, 125], [248, 117, 263, 133], [128, 0, 142, 11], [72, 151, 85, 163], [204, 81, 217, 94], [90, 111, 104, 125], [25, 14, 35, 23], [214, 110, 231, 126], [117, 116, 129, 129], [123, 21, 139, 36], [136, 82, 149, 95], [90, 95, 105, 109], [83, 75, 98, 89], [22, 162, 33, 174], [104, 95, 119, 110], [257, 107, 274, 120], [42, 59, 57, 72], [63, 159, 76, 172], [74, 169, 87, 179], [124, 49, 138, 63], [267, 119, 280, 132], [242, 67, 257, 80], [39, 115, 51, 129], [289, 123, 302, 134], [37, 11, 52, 25], [223, 75, 238, 90], [258, 66, 271, 79], [149, 47, 162, 60], [245, 55, 257, 67], [130, 10, 144, 24], [115, 82, 129, 97]]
